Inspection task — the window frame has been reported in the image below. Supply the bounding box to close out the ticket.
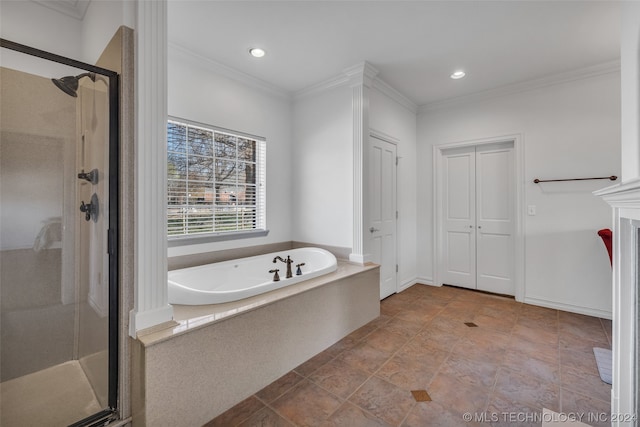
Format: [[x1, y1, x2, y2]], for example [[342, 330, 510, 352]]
[[166, 116, 268, 246]]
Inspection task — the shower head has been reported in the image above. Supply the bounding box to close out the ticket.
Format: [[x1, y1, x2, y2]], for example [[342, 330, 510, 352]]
[[51, 72, 96, 97]]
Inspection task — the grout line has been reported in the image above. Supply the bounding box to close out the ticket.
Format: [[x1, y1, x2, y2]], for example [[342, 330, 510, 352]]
[[222, 285, 609, 426], [260, 399, 298, 426], [310, 302, 428, 425]]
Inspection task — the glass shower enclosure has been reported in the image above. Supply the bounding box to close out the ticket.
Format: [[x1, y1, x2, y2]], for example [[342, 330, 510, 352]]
[[0, 40, 119, 426]]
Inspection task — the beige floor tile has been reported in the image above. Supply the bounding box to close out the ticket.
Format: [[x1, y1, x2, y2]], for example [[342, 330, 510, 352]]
[[256, 371, 304, 403], [493, 368, 560, 412], [426, 372, 490, 416], [238, 407, 294, 427], [204, 284, 612, 427], [561, 366, 612, 403], [349, 376, 416, 426], [502, 349, 560, 383], [337, 341, 392, 374], [561, 388, 611, 427], [321, 402, 391, 427], [438, 352, 501, 390], [308, 358, 370, 399], [402, 400, 481, 427], [365, 327, 409, 354], [485, 392, 543, 427], [294, 349, 336, 377], [271, 380, 343, 427], [512, 323, 559, 346]]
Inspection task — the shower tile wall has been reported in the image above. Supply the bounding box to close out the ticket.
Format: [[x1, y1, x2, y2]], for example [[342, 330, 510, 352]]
[[0, 67, 76, 381]]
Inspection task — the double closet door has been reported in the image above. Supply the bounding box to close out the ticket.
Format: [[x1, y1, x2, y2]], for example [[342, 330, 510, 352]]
[[440, 142, 515, 296]]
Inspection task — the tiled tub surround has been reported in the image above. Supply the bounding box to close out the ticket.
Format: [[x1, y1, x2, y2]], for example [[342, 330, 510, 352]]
[[133, 262, 379, 426], [208, 284, 613, 427]]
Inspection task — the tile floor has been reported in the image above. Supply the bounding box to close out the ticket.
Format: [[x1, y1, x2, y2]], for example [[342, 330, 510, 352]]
[[205, 284, 612, 427]]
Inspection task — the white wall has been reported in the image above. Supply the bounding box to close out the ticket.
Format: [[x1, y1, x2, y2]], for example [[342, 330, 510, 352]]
[[292, 87, 353, 249], [0, 1, 82, 58], [81, 0, 136, 65], [620, 1, 640, 182], [168, 47, 293, 257], [418, 72, 621, 317], [369, 89, 418, 289], [0, 0, 133, 66]]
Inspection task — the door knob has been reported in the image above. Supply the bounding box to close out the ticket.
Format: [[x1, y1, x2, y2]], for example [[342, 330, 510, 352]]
[[369, 227, 379, 233]]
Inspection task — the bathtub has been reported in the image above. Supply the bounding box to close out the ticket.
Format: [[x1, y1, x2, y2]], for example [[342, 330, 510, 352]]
[[168, 247, 338, 305]]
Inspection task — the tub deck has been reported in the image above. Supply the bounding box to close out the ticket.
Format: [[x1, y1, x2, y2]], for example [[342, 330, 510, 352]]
[[139, 260, 378, 346], [133, 260, 380, 426]]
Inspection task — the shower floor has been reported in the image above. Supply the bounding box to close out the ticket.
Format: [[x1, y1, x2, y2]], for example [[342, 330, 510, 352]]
[[1, 360, 101, 426]]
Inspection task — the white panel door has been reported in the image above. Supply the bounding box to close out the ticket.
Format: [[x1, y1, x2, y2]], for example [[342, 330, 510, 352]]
[[476, 143, 515, 295], [369, 136, 397, 299], [439, 142, 515, 295], [441, 146, 476, 289]]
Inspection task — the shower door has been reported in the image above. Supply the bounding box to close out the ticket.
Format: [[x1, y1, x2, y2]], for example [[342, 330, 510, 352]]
[[0, 40, 119, 427]]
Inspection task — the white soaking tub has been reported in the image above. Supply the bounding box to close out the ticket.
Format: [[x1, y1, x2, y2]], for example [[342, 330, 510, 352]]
[[168, 247, 338, 305]]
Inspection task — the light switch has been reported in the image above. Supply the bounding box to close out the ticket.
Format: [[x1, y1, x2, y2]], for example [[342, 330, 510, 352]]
[[528, 205, 536, 216]]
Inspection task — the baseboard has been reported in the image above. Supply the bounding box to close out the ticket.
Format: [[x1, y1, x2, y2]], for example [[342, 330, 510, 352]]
[[398, 277, 418, 292], [524, 297, 612, 320], [397, 277, 437, 293]]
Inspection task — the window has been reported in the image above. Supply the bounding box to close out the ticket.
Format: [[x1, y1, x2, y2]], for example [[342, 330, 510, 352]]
[[167, 118, 266, 242]]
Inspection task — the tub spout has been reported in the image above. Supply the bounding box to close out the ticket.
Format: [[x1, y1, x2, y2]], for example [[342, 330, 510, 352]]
[[273, 255, 294, 278]]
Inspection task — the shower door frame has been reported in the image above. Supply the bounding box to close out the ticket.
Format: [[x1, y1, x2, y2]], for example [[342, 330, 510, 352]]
[[0, 39, 120, 426]]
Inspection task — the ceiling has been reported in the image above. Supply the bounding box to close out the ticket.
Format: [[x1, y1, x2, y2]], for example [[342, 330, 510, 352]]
[[168, 1, 621, 107]]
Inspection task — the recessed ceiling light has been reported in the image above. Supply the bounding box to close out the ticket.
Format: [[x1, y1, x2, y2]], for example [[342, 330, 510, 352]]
[[450, 70, 466, 79], [249, 48, 266, 58]]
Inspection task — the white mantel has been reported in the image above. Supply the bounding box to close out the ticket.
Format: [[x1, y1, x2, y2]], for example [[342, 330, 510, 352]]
[[594, 179, 640, 426]]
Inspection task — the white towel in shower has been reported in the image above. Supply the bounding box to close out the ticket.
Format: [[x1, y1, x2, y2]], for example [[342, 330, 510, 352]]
[[33, 217, 62, 252]]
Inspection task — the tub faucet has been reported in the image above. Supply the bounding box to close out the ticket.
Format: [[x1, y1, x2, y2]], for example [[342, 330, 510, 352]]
[[296, 263, 305, 276], [269, 269, 280, 282], [273, 255, 294, 278]]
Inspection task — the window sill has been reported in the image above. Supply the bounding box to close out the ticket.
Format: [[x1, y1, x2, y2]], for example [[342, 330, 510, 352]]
[[168, 229, 270, 247]]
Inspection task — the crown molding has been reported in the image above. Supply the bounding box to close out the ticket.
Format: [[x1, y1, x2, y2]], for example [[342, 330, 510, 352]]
[[294, 61, 417, 113], [31, 0, 90, 20], [419, 60, 621, 114], [294, 62, 377, 100], [344, 61, 379, 87], [372, 77, 418, 113], [293, 72, 352, 100], [168, 42, 290, 101]]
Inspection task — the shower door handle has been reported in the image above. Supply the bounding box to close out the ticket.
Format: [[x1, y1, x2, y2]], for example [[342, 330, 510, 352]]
[[79, 193, 99, 222]]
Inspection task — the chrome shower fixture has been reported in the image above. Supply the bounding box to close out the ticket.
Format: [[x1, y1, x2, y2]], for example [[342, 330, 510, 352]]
[[51, 72, 96, 97]]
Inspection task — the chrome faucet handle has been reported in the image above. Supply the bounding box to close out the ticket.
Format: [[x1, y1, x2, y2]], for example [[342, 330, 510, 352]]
[[269, 269, 280, 282]]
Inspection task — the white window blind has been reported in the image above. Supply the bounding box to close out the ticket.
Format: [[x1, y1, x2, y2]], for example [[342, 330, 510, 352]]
[[167, 118, 266, 239]]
